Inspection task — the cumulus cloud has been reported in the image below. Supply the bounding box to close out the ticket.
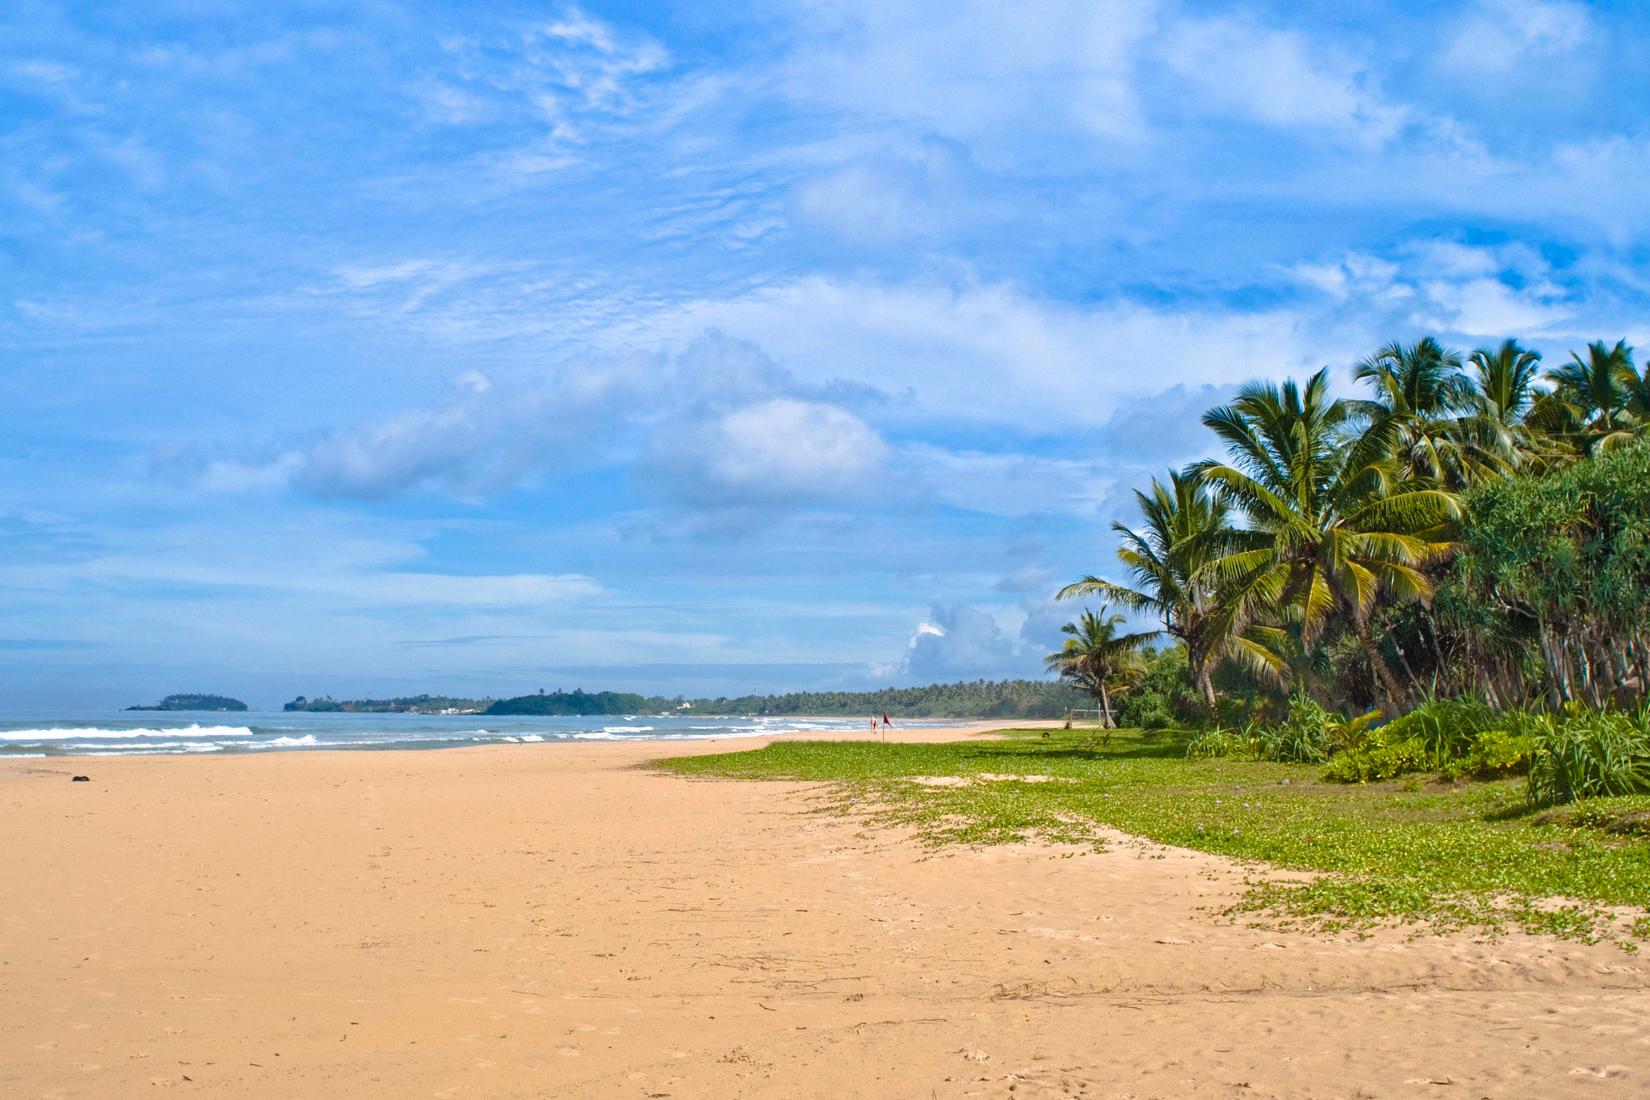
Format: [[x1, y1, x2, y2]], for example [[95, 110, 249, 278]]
[[895, 596, 1077, 683], [899, 605, 1031, 681], [1286, 239, 1577, 340], [296, 367, 638, 499], [197, 331, 894, 523], [645, 397, 887, 508]]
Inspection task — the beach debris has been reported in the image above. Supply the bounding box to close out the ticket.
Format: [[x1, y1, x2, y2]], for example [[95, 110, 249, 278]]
[[71, 775, 90, 782]]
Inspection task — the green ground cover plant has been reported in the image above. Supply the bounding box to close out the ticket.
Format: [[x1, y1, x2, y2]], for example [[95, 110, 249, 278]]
[[661, 727, 1650, 945]]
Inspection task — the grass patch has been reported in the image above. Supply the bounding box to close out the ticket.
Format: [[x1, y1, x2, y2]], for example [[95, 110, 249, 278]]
[[660, 728, 1650, 944]]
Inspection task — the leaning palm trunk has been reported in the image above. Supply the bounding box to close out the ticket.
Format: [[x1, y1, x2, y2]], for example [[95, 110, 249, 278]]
[[1193, 661, 1217, 709], [1351, 611, 1404, 714]]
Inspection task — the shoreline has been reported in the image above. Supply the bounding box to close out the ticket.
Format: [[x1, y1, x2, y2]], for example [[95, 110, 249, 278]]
[[0, 717, 1048, 764], [2, 725, 1643, 1098]]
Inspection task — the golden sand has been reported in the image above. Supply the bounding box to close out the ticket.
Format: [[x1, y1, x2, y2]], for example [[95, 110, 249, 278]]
[[2, 727, 1646, 1098]]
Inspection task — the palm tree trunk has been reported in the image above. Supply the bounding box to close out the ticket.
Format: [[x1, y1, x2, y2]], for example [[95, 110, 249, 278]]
[[1351, 613, 1403, 715], [1195, 663, 1217, 710], [1098, 681, 1115, 729]]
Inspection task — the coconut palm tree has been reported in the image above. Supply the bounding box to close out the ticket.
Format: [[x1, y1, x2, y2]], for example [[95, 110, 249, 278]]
[[1352, 337, 1499, 487], [1469, 339, 1542, 428], [1043, 606, 1152, 728], [1195, 369, 1463, 713], [1543, 339, 1638, 454], [1057, 470, 1285, 709]]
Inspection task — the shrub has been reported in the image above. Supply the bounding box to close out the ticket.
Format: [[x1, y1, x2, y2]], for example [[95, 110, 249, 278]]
[[1254, 694, 1334, 764], [1446, 728, 1537, 779], [1184, 724, 1261, 761], [1321, 697, 1541, 784], [1526, 709, 1650, 806], [1377, 696, 1495, 765], [1326, 709, 1384, 754], [1115, 646, 1205, 729], [1125, 692, 1177, 730], [1324, 738, 1431, 783]]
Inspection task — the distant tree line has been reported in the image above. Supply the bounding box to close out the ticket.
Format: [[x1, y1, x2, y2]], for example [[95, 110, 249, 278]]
[[677, 679, 1088, 719], [283, 680, 1087, 719]]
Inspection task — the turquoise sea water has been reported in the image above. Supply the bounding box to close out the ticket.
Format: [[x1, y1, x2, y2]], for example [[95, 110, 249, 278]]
[[0, 710, 919, 758]]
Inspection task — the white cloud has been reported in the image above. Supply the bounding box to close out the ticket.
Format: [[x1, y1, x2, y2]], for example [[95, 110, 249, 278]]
[[904, 446, 1113, 518], [199, 330, 892, 518], [295, 366, 637, 499], [791, 137, 983, 247], [1414, 277, 1571, 337], [899, 604, 1028, 681], [1281, 239, 1590, 340], [1162, 16, 1411, 147], [0, 526, 602, 610], [646, 397, 888, 508], [895, 598, 1073, 682], [424, 8, 671, 157], [1444, 0, 1591, 75], [782, 0, 1157, 150], [641, 276, 1329, 430]]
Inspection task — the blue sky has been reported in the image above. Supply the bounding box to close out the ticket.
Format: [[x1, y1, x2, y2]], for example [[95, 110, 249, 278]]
[[3, 0, 1649, 707]]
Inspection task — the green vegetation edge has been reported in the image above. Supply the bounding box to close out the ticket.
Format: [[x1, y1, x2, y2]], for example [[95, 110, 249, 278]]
[[660, 727, 1650, 947]]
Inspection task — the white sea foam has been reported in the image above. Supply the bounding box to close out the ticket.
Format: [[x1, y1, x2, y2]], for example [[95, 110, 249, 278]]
[[601, 725, 655, 734], [82, 743, 225, 756], [519, 734, 544, 742], [0, 725, 255, 742], [258, 734, 320, 748]]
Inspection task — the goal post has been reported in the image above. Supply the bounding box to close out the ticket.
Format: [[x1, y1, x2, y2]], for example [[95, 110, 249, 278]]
[[1065, 707, 1111, 747]]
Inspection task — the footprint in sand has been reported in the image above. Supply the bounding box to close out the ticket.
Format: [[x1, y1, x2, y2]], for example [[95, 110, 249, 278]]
[[1570, 1065, 1629, 1078]]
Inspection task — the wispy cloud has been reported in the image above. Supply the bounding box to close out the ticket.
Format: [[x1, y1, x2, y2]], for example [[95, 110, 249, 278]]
[[7, 1, 1650, 701]]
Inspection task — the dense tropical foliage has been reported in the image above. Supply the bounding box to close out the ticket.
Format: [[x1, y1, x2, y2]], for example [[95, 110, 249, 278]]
[[1062, 336, 1650, 803]]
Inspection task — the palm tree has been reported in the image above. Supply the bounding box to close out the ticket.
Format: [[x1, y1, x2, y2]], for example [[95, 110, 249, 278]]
[[1043, 605, 1152, 728], [1465, 339, 1546, 469], [1196, 369, 1463, 713], [1058, 471, 1284, 708], [1352, 337, 1496, 487], [1469, 339, 1542, 427], [1544, 339, 1638, 453]]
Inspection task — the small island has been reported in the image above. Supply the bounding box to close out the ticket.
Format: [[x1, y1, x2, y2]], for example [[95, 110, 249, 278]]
[[127, 693, 248, 712]]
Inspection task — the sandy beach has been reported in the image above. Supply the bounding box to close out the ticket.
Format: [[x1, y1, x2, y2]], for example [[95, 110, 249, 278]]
[[2, 725, 1647, 1099]]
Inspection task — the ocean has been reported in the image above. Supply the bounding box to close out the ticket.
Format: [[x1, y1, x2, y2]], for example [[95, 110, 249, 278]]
[[0, 710, 921, 758]]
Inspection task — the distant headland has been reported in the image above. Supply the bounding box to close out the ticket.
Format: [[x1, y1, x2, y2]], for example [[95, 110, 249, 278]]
[[127, 693, 248, 712]]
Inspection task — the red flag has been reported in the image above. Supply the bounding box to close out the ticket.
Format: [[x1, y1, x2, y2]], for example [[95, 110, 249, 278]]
[[882, 712, 891, 726]]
